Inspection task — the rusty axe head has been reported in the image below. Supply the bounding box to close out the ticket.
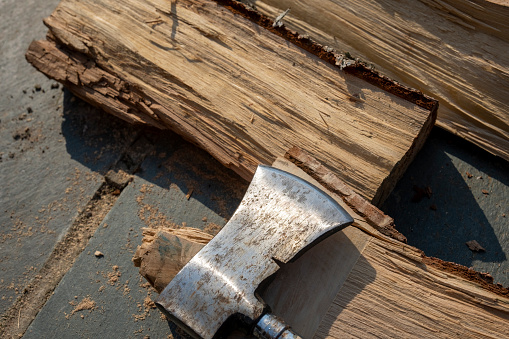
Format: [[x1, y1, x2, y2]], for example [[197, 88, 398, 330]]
[[156, 165, 353, 338]]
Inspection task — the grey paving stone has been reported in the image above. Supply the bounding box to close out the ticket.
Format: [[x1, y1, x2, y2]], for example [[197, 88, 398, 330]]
[[24, 133, 248, 338], [383, 128, 509, 286], [0, 0, 137, 314]]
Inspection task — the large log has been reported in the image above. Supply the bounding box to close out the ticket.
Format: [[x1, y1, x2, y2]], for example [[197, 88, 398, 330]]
[[249, 0, 509, 161], [25, 0, 437, 206], [133, 150, 509, 338]]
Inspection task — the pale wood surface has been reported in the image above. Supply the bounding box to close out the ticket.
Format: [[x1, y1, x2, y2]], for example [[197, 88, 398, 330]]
[[26, 0, 435, 206], [250, 0, 509, 161], [133, 156, 509, 338], [315, 236, 509, 339]]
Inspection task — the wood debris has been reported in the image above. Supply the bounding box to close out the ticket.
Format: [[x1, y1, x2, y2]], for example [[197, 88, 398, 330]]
[[66, 296, 96, 318], [466, 240, 486, 252]]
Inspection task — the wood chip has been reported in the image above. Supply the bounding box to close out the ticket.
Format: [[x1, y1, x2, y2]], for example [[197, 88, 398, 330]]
[[466, 240, 486, 252], [66, 297, 96, 318], [482, 189, 489, 195], [94, 251, 104, 257]]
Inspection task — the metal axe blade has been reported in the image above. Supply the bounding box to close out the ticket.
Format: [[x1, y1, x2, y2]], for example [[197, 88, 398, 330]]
[[156, 165, 353, 338]]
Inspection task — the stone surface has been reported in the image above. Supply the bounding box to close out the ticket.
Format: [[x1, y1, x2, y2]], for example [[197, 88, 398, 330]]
[[24, 132, 248, 338], [0, 0, 138, 315], [382, 128, 509, 286]]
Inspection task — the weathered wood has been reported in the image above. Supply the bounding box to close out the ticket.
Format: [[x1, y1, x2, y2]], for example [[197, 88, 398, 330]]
[[25, 0, 436, 206], [249, 0, 509, 161], [285, 146, 406, 242], [132, 227, 213, 293], [314, 236, 509, 339], [133, 153, 509, 338]]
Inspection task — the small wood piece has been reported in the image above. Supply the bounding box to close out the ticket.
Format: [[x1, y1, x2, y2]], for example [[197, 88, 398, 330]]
[[133, 151, 509, 338], [132, 227, 213, 293], [26, 0, 436, 206], [466, 239, 486, 252]]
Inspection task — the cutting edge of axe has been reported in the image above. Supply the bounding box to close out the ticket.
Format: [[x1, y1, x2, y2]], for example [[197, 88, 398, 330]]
[[156, 165, 354, 338]]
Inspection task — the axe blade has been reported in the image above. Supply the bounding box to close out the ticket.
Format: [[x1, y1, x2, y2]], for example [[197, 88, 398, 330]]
[[156, 165, 353, 338]]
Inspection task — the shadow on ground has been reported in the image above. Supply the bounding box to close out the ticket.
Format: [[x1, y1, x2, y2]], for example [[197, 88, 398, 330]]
[[383, 127, 509, 285], [60, 90, 137, 174], [61, 89, 249, 222]]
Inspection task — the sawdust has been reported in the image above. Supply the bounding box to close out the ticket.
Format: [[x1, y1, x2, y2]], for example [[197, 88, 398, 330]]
[[107, 265, 121, 285], [0, 212, 57, 247], [136, 184, 183, 230], [203, 222, 222, 236], [139, 281, 152, 289], [66, 296, 96, 318], [144, 295, 156, 310], [0, 181, 120, 330], [132, 283, 157, 322], [0, 87, 147, 337], [123, 281, 131, 296]]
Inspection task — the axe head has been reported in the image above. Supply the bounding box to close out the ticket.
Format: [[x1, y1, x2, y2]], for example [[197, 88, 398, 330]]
[[156, 165, 353, 338]]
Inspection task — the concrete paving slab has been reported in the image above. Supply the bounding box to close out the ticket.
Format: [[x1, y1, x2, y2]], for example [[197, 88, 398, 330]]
[[0, 0, 138, 316], [382, 128, 509, 286], [24, 133, 248, 338]]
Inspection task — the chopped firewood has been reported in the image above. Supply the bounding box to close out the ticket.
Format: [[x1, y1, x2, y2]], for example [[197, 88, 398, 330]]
[[25, 0, 437, 207]]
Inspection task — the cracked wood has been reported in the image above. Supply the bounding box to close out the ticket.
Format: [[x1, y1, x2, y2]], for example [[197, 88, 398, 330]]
[[251, 0, 509, 161], [26, 0, 435, 205]]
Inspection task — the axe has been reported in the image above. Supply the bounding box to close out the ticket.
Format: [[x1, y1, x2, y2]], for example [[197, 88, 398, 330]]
[[156, 165, 353, 338]]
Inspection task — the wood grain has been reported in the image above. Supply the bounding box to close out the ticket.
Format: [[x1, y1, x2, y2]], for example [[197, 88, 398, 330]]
[[132, 227, 213, 293], [249, 0, 509, 160], [315, 237, 509, 339], [26, 0, 435, 206]]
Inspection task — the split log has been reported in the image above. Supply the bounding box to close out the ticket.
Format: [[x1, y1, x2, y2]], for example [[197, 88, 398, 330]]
[[25, 0, 437, 206], [132, 227, 214, 293], [250, 0, 509, 161], [133, 150, 509, 338]]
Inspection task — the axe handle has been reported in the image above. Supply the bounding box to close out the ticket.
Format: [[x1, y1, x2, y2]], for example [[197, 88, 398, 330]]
[[254, 314, 302, 339]]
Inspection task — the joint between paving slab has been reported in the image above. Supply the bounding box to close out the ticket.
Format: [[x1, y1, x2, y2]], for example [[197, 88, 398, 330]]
[[0, 133, 156, 338], [0, 182, 120, 338]]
